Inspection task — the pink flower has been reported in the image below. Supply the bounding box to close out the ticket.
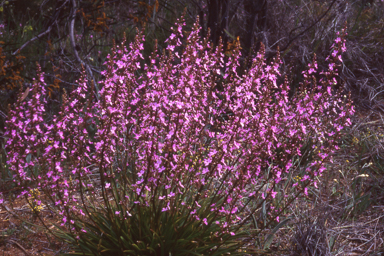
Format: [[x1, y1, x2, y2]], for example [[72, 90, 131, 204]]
[[4, 21, 352, 238], [162, 202, 170, 212]]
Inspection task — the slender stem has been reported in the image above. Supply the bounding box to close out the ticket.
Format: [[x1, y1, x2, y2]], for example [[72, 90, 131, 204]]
[[69, 0, 100, 101]]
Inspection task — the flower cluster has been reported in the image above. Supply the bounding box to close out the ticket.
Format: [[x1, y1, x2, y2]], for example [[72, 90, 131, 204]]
[[28, 188, 43, 213], [2, 17, 353, 241]]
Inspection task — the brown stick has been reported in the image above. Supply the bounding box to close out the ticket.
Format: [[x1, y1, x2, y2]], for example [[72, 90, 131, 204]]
[[7, 239, 32, 256]]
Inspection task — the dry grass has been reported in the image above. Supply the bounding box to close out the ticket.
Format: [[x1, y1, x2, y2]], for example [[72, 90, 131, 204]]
[[0, 195, 68, 255], [263, 108, 384, 255]]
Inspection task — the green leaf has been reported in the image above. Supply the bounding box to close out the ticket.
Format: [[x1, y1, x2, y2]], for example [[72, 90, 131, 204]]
[[131, 243, 142, 251], [328, 235, 336, 251], [123, 250, 136, 254], [26, 153, 32, 163], [147, 246, 156, 253], [224, 29, 236, 40], [263, 217, 292, 250]]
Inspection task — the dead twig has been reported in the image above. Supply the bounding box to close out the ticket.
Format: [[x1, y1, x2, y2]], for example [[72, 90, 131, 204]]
[[12, 26, 53, 56], [7, 239, 31, 256]]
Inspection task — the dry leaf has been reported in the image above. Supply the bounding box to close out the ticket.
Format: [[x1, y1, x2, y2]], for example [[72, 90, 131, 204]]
[[20, 87, 30, 101]]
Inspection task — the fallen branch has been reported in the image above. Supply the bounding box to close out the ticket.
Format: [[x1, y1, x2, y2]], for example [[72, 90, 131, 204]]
[[12, 27, 52, 56], [7, 239, 32, 256]]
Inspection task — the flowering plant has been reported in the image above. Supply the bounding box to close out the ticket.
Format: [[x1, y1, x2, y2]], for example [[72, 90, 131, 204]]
[[1, 15, 353, 254]]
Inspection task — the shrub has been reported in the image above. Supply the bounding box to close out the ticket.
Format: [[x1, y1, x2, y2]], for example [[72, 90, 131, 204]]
[[1, 15, 353, 255]]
